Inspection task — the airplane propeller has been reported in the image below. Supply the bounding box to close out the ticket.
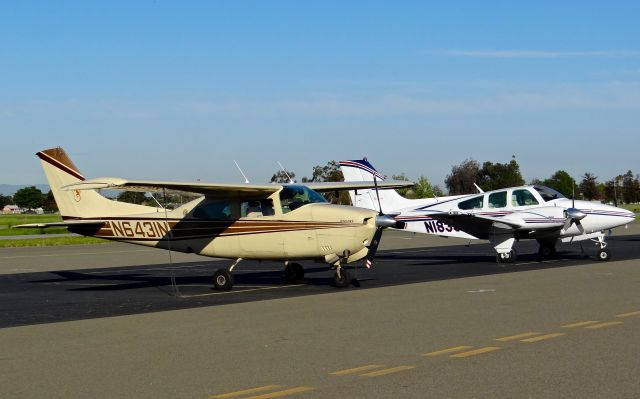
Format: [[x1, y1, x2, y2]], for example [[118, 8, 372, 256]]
[[563, 183, 586, 233], [365, 176, 401, 267]]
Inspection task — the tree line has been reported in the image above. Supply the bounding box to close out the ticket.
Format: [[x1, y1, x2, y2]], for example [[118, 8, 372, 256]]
[[0, 187, 57, 211], [443, 157, 639, 205]]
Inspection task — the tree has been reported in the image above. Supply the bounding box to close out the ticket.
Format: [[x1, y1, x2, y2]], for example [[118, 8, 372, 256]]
[[117, 191, 146, 205], [477, 158, 525, 191], [579, 173, 600, 201], [445, 159, 480, 195], [433, 185, 445, 197], [42, 190, 58, 212], [307, 160, 350, 204], [0, 194, 12, 208], [270, 169, 296, 183], [603, 179, 616, 205], [413, 176, 436, 198], [621, 170, 638, 204], [392, 173, 411, 197], [13, 186, 44, 209], [543, 170, 575, 198]]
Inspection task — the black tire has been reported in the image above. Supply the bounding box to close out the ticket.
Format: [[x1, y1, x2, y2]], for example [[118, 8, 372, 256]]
[[496, 249, 517, 264], [597, 249, 611, 262], [283, 263, 304, 284], [538, 244, 556, 260], [213, 269, 234, 290], [333, 269, 350, 288]]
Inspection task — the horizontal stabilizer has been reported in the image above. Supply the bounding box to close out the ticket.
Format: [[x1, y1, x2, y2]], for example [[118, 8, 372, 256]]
[[14, 220, 106, 229]]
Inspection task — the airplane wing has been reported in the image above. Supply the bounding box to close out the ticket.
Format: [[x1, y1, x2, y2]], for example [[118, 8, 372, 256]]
[[304, 180, 414, 192], [62, 178, 413, 196], [428, 211, 564, 239], [62, 177, 281, 196]]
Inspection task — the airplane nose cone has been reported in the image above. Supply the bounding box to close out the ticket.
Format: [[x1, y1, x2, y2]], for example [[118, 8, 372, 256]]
[[565, 208, 586, 221], [375, 215, 398, 228]]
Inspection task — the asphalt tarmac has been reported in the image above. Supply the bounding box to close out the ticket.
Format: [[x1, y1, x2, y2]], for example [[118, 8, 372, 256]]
[[1, 227, 639, 398]]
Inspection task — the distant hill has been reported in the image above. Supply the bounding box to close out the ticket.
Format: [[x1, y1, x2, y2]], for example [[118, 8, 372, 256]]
[[0, 184, 50, 196]]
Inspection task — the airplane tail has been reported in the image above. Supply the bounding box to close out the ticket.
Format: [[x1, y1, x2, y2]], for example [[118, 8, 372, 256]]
[[338, 158, 413, 212], [37, 147, 158, 219]]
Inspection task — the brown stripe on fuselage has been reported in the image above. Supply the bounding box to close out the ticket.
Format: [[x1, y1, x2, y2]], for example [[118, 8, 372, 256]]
[[87, 218, 363, 241]]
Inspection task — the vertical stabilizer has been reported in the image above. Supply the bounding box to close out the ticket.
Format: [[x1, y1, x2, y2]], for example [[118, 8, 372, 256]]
[[37, 148, 157, 218], [339, 159, 413, 212]]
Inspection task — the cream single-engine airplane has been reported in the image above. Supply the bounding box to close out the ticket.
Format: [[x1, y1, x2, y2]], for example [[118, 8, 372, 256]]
[[340, 158, 635, 263], [20, 148, 413, 289]]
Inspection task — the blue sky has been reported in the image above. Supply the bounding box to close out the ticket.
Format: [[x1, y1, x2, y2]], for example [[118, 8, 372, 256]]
[[1, 1, 639, 188]]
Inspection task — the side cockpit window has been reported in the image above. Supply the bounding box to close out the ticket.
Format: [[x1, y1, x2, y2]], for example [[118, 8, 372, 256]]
[[192, 200, 232, 219], [488, 191, 507, 208], [512, 189, 539, 207], [458, 195, 484, 210], [241, 199, 275, 218]]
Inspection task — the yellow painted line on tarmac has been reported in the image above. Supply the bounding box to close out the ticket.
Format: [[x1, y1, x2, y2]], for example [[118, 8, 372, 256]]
[[450, 347, 501, 358], [562, 321, 600, 328], [585, 321, 624, 329], [243, 387, 315, 399], [520, 333, 566, 343], [210, 385, 283, 398], [616, 310, 640, 318], [422, 345, 474, 357], [495, 332, 541, 342], [361, 365, 416, 377], [330, 364, 384, 375]]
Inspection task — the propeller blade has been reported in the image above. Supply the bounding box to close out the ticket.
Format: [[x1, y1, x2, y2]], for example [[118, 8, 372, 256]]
[[576, 221, 585, 234], [365, 227, 384, 267]]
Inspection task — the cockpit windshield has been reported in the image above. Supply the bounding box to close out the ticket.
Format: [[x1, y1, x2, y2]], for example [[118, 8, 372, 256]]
[[533, 186, 566, 202], [280, 185, 327, 213]]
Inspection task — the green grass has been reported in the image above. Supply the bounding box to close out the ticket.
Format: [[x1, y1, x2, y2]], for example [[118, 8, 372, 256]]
[[0, 214, 62, 227], [0, 214, 67, 235], [0, 236, 108, 248]]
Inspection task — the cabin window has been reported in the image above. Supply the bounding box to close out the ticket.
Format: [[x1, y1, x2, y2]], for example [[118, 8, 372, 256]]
[[512, 189, 539, 207], [279, 185, 327, 213], [192, 200, 232, 219], [241, 199, 275, 217], [458, 195, 484, 210], [488, 191, 507, 208]]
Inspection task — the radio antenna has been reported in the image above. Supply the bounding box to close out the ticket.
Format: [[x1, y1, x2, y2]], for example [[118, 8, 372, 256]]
[[277, 161, 295, 183], [233, 160, 250, 183]]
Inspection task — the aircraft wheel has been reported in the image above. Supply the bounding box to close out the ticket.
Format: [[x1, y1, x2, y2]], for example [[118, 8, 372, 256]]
[[597, 249, 611, 262], [213, 269, 234, 290], [283, 263, 304, 284], [538, 244, 556, 260], [497, 250, 517, 264], [333, 269, 350, 288]]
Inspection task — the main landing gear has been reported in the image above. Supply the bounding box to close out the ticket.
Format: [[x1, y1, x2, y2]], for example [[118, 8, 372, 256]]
[[496, 249, 517, 264], [283, 262, 305, 284], [212, 258, 242, 291], [537, 239, 557, 260]]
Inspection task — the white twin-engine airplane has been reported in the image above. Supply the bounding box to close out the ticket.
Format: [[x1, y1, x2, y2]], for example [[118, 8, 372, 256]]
[[339, 159, 635, 263], [18, 148, 412, 290]]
